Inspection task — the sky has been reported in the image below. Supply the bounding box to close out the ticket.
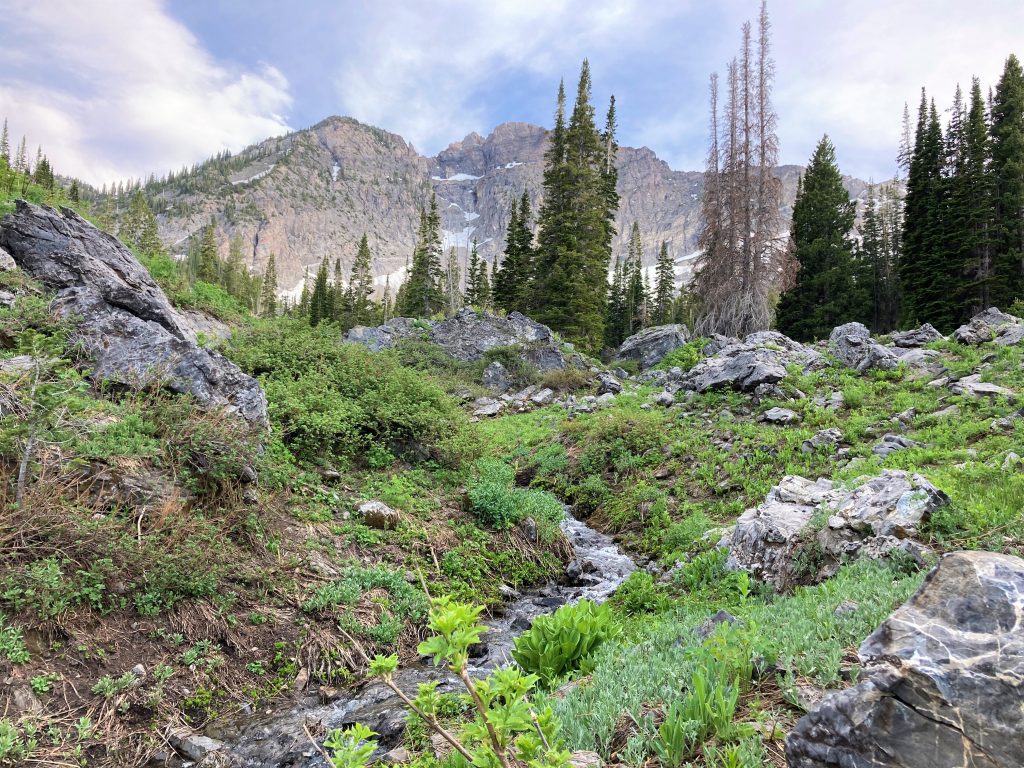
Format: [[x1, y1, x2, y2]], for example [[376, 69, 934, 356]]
[[2, 0, 1023, 187]]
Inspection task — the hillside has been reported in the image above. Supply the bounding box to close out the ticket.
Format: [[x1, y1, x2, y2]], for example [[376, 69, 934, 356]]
[[138, 117, 875, 295]]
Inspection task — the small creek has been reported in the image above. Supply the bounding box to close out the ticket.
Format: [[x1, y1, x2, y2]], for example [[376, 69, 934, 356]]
[[203, 512, 636, 767]]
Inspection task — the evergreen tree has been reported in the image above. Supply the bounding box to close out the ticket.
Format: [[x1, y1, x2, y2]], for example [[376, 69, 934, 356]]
[[493, 192, 535, 313], [381, 275, 393, 322], [775, 135, 861, 341], [604, 255, 627, 348], [68, 180, 80, 203], [653, 241, 676, 325], [0, 119, 8, 165], [261, 254, 278, 317], [120, 190, 163, 255], [397, 196, 445, 317], [298, 268, 311, 317], [533, 62, 618, 351], [444, 247, 461, 315], [197, 222, 219, 283], [350, 233, 375, 324], [990, 54, 1024, 305], [33, 156, 54, 190], [309, 257, 332, 326], [624, 222, 649, 333], [225, 236, 246, 298], [465, 240, 484, 306]]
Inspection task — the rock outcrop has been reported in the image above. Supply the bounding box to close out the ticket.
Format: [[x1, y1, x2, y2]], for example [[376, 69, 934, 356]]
[[828, 322, 900, 372], [679, 331, 821, 394], [0, 201, 267, 426], [346, 308, 583, 372], [722, 470, 946, 591], [613, 324, 690, 370], [787, 550, 1024, 768], [889, 323, 943, 347], [953, 307, 1022, 345]]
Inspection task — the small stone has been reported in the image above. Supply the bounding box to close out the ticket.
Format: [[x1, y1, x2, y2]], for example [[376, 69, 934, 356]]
[[872, 433, 920, 458], [385, 747, 411, 763], [1003, 452, 1021, 470], [802, 428, 843, 454], [595, 392, 616, 405], [568, 751, 603, 768], [653, 390, 675, 407], [530, 387, 554, 405], [695, 609, 736, 640], [358, 501, 400, 530], [131, 663, 146, 679], [596, 372, 623, 395], [762, 406, 800, 425], [834, 600, 859, 616], [472, 398, 504, 417]]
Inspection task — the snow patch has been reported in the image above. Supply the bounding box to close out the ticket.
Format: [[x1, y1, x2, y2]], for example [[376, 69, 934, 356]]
[[442, 226, 477, 250], [500, 161, 524, 169], [230, 164, 275, 185], [464, 211, 480, 222], [332, 162, 340, 181], [431, 172, 482, 182]]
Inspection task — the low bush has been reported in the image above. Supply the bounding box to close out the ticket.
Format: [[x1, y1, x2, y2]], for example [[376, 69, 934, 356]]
[[466, 458, 564, 533], [512, 599, 619, 688], [653, 339, 707, 373]]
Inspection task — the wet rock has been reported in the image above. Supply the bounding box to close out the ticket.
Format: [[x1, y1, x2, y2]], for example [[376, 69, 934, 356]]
[[953, 306, 1021, 345], [762, 407, 800, 425], [482, 361, 512, 392], [949, 373, 1016, 400], [787, 551, 1024, 768], [596, 372, 622, 395], [828, 322, 899, 372], [801, 428, 843, 454], [613, 324, 690, 370], [358, 501, 400, 530], [890, 323, 944, 347], [871, 433, 920, 458], [0, 202, 268, 426]]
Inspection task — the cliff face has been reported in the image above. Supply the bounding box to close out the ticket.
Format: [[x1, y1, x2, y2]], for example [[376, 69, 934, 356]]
[[145, 116, 869, 295]]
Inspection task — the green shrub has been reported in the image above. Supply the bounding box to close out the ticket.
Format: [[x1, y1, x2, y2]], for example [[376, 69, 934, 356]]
[[467, 458, 564, 533], [0, 614, 29, 663], [612, 571, 667, 615], [475, 346, 540, 388], [654, 339, 707, 373], [512, 599, 619, 688]]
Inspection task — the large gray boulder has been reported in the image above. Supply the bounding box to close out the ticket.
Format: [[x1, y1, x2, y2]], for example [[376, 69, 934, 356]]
[[890, 323, 944, 347], [829, 322, 900, 372], [679, 331, 821, 394], [0, 201, 267, 426], [347, 308, 581, 372], [953, 307, 1022, 345], [787, 550, 1024, 768], [613, 324, 690, 370], [723, 470, 947, 591]]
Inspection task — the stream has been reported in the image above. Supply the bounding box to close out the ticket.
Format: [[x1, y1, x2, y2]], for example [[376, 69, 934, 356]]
[[200, 512, 636, 767]]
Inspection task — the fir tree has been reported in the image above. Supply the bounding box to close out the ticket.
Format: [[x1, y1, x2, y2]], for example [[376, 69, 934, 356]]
[[120, 190, 163, 255], [398, 196, 445, 317], [990, 54, 1024, 305], [444, 247, 461, 315], [624, 222, 648, 334], [0, 119, 8, 165], [381, 275, 393, 322], [350, 233, 375, 324], [197, 222, 219, 283], [465, 240, 484, 306], [261, 254, 278, 317], [653, 241, 675, 325], [68, 179, 80, 203], [604, 255, 627, 348], [298, 268, 311, 317], [225, 236, 246, 298], [775, 135, 861, 341], [309, 257, 332, 326], [493, 192, 535, 313]]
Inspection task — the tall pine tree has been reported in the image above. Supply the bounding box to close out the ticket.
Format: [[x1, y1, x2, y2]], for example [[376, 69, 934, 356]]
[[397, 196, 446, 317], [261, 254, 278, 317], [653, 241, 676, 325], [350, 233, 375, 325], [309, 257, 332, 326], [493, 192, 535, 313], [990, 54, 1024, 306]]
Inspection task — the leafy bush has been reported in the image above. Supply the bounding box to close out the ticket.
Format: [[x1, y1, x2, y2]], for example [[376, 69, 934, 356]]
[[475, 346, 540, 388], [654, 339, 707, 372], [539, 367, 592, 393], [612, 571, 667, 615], [226, 319, 475, 468], [467, 458, 564, 532], [512, 599, 619, 688], [0, 614, 29, 663]]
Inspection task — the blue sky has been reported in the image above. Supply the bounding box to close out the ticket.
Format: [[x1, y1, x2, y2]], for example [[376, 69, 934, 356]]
[[2, 0, 1023, 186]]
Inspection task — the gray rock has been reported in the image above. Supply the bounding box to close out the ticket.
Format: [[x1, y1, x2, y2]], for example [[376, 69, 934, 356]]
[[833, 600, 859, 617], [811, 390, 845, 410], [652, 390, 675, 407], [762, 407, 800, 425], [596, 392, 616, 405], [596, 372, 622, 395], [611, 367, 629, 380], [949, 373, 1016, 400], [1002, 452, 1021, 470], [472, 398, 504, 417], [828, 470, 947, 539], [994, 323, 1024, 346], [358, 501, 400, 530], [567, 751, 604, 768], [481, 361, 512, 392], [828, 322, 899, 372], [786, 550, 1024, 768], [801, 428, 843, 454], [169, 729, 225, 762], [890, 323, 943, 347], [695, 609, 737, 640], [0, 202, 267, 426], [953, 306, 1021, 345], [614, 323, 690, 370], [680, 331, 820, 394], [871, 433, 920, 458], [530, 387, 554, 405], [0, 246, 14, 271], [703, 333, 741, 355], [893, 347, 941, 367]]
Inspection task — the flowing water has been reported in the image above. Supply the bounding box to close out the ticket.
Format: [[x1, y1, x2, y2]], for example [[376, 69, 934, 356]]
[[201, 513, 636, 767]]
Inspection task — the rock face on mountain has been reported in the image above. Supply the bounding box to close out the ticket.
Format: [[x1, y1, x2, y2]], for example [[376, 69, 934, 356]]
[[141, 117, 876, 297], [787, 550, 1024, 768], [346, 308, 583, 371], [0, 201, 267, 426]]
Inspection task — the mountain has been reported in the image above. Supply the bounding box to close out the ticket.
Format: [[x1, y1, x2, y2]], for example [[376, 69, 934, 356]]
[[141, 116, 874, 296]]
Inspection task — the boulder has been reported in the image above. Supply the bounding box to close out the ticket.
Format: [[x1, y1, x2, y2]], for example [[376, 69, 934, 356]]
[[762, 407, 800, 425], [953, 307, 1021, 345], [652, 390, 675, 407], [871, 433, 920, 458], [949, 374, 1016, 400], [472, 398, 504, 417], [828, 322, 899, 372], [596, 372, 622, 395], [0, 245, 14, 271], [481, 361, 512, 392], [802, 428, 843, 454], [358, 501, 400, 530], [613, 324, 690, 370], [679, 331, 820, 394], [347, 308, 581, 372], [530, 387, 554, 405], [787, 551, 1024, 768], [890, 323, 943, 347], [0, 202, 267, 426]]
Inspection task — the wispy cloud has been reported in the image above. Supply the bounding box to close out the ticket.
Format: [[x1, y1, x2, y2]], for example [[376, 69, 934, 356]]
[[0, 0, 292, 185]]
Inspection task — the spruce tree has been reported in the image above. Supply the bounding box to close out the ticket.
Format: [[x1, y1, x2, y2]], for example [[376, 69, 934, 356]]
[[604, 255, 627, 348], [68, 180, 80, 203], [261, 254, 278, 317], [120, 191, 163, 255], [381, 275, 393, 322], [350, 233, 375, 324], [624, 222, 648, 334], [775, 135, 860, 341], [197, 222, 219, 283], [0, 119, 8, 165], [493, 192, 535, 313], [653, 241, 675, 325], [309, 257, 332, 326], [465, 240, 483, 306], [398, 196, 445, 317], [225, 236, 245, 298], [990, 54, 1024, 306], [477, 258, 491, 310]]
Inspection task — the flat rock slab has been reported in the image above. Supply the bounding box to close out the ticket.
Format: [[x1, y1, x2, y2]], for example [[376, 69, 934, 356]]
[[787, 550, 1024, 768]]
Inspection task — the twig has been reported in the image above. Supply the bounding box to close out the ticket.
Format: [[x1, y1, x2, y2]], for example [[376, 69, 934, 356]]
[[459, 666, 514, 768], [530, 709, 551, 751], [303, 720, 335, 765]]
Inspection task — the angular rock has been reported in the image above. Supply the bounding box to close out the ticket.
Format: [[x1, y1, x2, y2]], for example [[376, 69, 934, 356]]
[[530, 387, 554, 405], [952, 306, 1021, 345], [472, 398, 504, 417], [994, 323, 1024, 346], [0, 202, 267, 426], [871, 433, 920, 458], [358, 501, 400, 530], [787, 551, 1024, 768], [481, 361, 512, 392], [802, 428, 843, 454], [596, 372, 622, 395], [827, 470, 947, 539], [680, 331, 820, 394], [889, 323, 943, 347], [762, 407, 800, 425], [0, 245, 14, 271], [652, 390, 675, 407], [828, 322, 899, 372], [169, 729, 225, 762], [949, 373, 1016, 400], [613, 324, 690, 370]]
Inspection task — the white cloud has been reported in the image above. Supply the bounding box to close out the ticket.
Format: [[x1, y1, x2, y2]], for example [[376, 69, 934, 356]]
[[0, 0, 292, 185]]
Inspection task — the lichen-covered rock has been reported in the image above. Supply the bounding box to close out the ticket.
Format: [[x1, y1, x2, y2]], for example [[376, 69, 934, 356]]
[[481, 361, 512, 392], [952, 307, 1021, 345], [613, 324, 690, 370], [679, 331, 821, 394], [0, 202, 267, 426], [829, 322, 899, 372], [787, 550, 1024, 768], [889, 323, 944, 347]]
